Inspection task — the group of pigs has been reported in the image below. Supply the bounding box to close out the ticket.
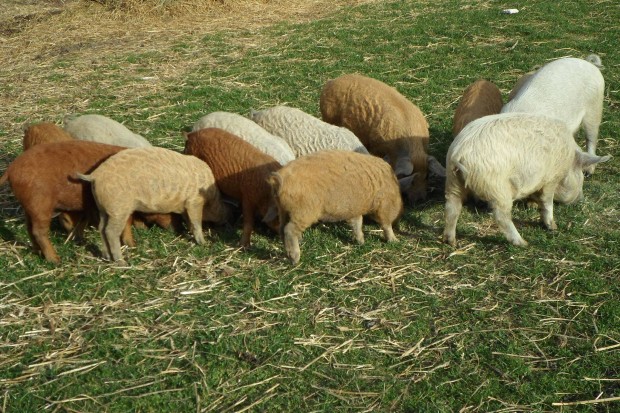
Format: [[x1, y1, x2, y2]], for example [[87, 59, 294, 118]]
[[0, 55, 611, 265]]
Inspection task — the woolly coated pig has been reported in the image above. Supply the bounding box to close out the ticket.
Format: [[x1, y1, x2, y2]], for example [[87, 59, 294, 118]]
[[501, 56, 605, 174], [23, 122, 74, 151], [320, 74, 445, 203], [0, 141, 128, 263], [507, 55, 601, 103], [78, 147, 229, 262], [268, 150, 403, 265], [183, 128, 281, 247], [452, 80, 503, 137], [22, 122, 81, 234], [192, 111, 295, 165], [443, 113, 610, 247], [249, 106, 369, 156], [64, 114, 152, 148]]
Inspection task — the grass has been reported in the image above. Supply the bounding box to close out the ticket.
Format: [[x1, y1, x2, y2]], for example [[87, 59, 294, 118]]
[[1, 0, 619, 412]]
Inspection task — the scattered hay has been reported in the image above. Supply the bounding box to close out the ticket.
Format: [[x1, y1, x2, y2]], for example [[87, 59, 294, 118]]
[[0, 0, 378, 141], [91, 0, 270, 16]]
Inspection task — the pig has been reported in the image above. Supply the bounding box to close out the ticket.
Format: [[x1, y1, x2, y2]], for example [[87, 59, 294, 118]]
[[78, 147, 229, 262], [192, 111, 295, 165], [64, 114, 151, 148], [320, 73, 445, 203], [183, 128, 281, 247], [452, 79, 503, 137], [0, 141, 128, 263], [443, 113, 611, 247], [268, 150, 404, 264], [23, 122, 73, 151], [501, 56, 605, 174]]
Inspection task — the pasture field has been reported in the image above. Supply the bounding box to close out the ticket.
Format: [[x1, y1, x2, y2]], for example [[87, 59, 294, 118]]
[[0, 0, 618, 411]]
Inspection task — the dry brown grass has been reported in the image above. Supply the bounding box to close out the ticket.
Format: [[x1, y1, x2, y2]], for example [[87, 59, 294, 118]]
[[0, 0, 377, 145], [92, 0, 271, 16]]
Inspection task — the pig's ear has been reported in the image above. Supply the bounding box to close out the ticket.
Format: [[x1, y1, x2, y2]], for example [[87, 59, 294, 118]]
[[576, 151, 611, 169], [398, 173, 418, 192], [266, 172, 282, 191], [428, 155, 446, 178], [262, 205, 278, 223], [249, 109, 259, 120], [394, 157, 414, 177]]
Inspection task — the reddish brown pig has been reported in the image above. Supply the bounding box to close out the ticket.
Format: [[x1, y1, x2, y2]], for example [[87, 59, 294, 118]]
[[452, 79, 503, 137], [23, 122, 74, 151], [184, 128, 281, 247], [0, 141, 132, 263], [22, 122, 80, 234]]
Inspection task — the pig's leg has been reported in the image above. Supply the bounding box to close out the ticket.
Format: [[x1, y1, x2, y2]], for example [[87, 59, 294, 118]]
[[490, 198, 527, 246], [371, 206, 399, 242], [185, 199, 206, 245], [443, 191, 466, 247], [348, 216, 364, 244], [381, 224, 397, 242], [104, 213, 130, 261], [70, 212, 90, 242], [121, 217, 135, 247], [24, 215, 40, 254], [98, 211, 111, 261], [26, 211, 60, 264], [535, 186, 557, 231], [240, 200, 255, 248], [582, 104, 602, 176], [283, 220, 307, 265]]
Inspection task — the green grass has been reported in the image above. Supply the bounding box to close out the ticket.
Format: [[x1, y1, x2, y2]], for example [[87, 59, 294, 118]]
[[1, 0, 619, 412]]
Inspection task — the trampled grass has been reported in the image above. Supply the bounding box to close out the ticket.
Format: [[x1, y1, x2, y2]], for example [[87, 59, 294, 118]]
[[0, 0, 619, 412]]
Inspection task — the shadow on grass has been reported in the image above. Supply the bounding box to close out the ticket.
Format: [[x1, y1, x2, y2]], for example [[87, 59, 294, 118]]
[[429, 126, 453, 158], [80, 238, 105, 260], [0, 219, 16, 242], [242, 222, 281, 261]]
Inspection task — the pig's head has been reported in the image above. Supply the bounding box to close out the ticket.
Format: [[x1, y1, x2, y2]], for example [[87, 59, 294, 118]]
[[555, 150, 611, 204], [396, 155, 446, 204], [200, 185, 232, 225]]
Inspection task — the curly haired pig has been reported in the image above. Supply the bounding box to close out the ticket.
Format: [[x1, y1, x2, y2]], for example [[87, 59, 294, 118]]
[[21, 122, 82, 233], [452, 80, 503, 137], [0, 140, 131, 263], [443, 113, 611, 247], [192, 111, 295, 165], [268, 150, 403, 265], [183, 128, 281, 247], [501, 56, 605, 175], [78, 147, 229, 262], [64, 114, 152, 148], [507, 55, 601, 103], [249, 106, 369, 156], [319, 74, 445, 203], [23, 122, 74, 151]]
